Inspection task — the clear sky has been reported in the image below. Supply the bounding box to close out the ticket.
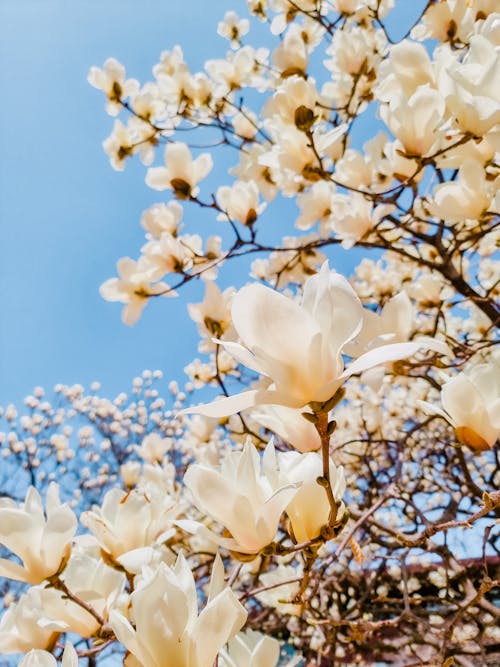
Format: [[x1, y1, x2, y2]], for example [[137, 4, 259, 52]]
[[0, 0, 425, 407]]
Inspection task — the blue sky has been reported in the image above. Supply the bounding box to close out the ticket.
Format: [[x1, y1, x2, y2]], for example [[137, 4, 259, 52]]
[[0, 1, 426, 406]]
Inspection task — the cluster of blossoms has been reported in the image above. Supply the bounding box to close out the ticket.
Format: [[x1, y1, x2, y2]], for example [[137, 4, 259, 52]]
[[2, 0, 500, 664]]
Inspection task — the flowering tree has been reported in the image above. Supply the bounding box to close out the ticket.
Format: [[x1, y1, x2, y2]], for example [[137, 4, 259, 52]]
[[1, 1, 500, 665]]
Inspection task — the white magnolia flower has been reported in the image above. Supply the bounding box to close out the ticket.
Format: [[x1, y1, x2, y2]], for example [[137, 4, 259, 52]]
[[109, 553, 247, 667], [216, 180, 263, 226], [182, 440, 298, 554], [0, 483, 76, 584], [100, 257, 171, 326], [19, 643, 77, 667], [0, 588, 58, 653], [420, 358, 500, 451], [88, 57, 139, 115], [146, 142, 213, 198], [430, 159, 495, 223], [81, 486, 180, 563], [188, 281, 236, 352], [220, 630, 280, 667], [217, 11, 250, 49], [134, 433, 172, 464], [36, 553, 125, 637], [438, 34, 500, 135], [185, 263, 434, 417], [141, 201, 183, 239], [380, 86, 445, 157], [264, 443, 346, 542]]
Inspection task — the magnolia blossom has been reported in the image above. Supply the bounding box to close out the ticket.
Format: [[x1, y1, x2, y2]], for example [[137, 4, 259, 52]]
[[88, 57, 138, 115], [141, 201, 183, 239], [380, 86, 445, 157], [188, 281, 236, 352], [438, 35, 500, 136], [217, 11, 250, 48], [81, 486, 180, 563], [133, 433, 172, 464], [182, 440, 298, 554], [0, 588, 58, 653], [220, 630, 281, 667], [216, 180, 263, 226], [19, 644, 78, 667], [264, 444, 346, 543], [36, 553, 125, 637], [0, 483, 76, 584], [100, 257, 171, 326], [429, 159, 495, 223], [185, 264, 435, 417], [420, 359, 500, 451], [146, 142, 213, 199], [109, 553, 247, 667]]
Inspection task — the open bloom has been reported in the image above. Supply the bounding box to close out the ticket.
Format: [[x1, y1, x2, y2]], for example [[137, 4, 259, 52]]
[[81, 486, 180, 563], [100, 257, 171, 326], [185, 263, 434, 417], [0, 588, 59, 653], [109, 553, 247, 667], [0, 483, 76, 584], [420, 359, 500, 451], [146, 142, 213, 199], [34, 553, 125, 638], [182, 440, 298, 554]]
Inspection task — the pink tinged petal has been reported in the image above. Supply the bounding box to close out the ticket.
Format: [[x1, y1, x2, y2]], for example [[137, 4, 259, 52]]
[[189, 588, 247, 667], [145, 167, 171, 191]]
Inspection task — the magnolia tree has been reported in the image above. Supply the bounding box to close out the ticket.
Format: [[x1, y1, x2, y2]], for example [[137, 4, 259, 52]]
[[1, 0, 500, 665]]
